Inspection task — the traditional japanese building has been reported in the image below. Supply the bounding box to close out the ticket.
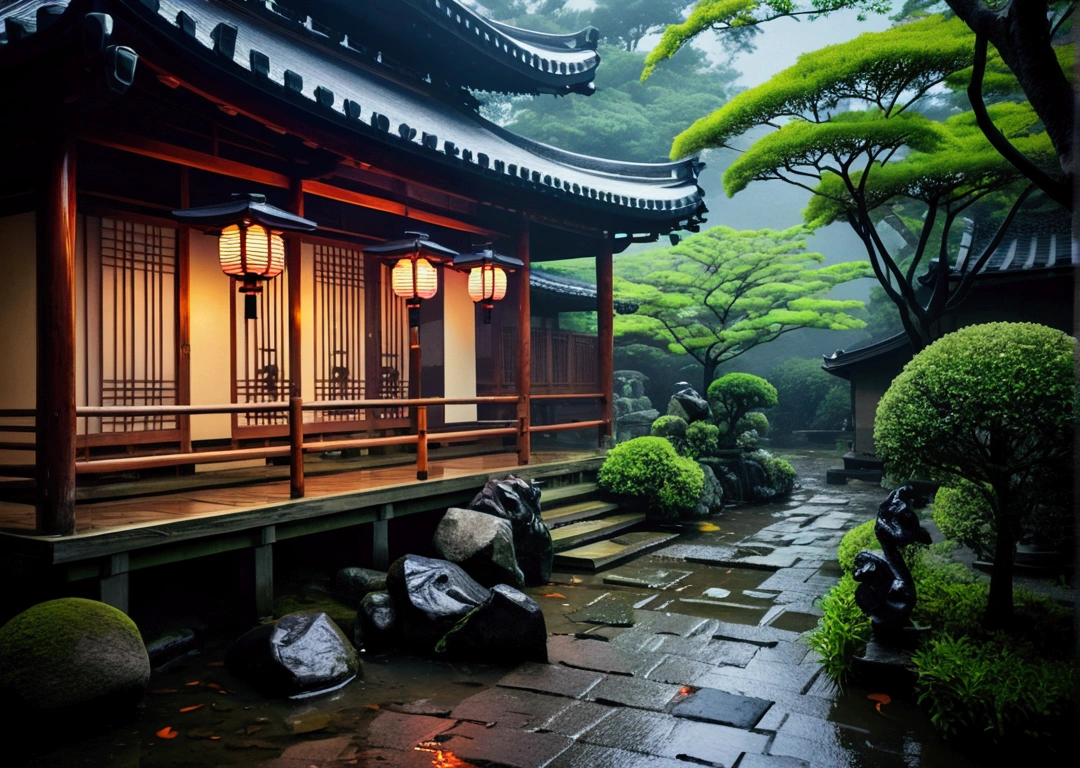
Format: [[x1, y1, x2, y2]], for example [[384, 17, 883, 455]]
[[0, 0, 705, 614]]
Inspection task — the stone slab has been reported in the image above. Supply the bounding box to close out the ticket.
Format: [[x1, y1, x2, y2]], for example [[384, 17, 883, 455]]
[[644, 655, 716, 686], [547, 634, 663, 677], [577, 707, 678, 754], [364, 712, 454, 751], [496, 661, 604, 699], [633, 610, 711, 637], [586, 674, 683, 712], [670, 686, 773, 729], [711, 621, 802, 647], [567, 592, 636, 627], [602, 565, 693, 590], [541, 699, 617, 738], [451, 686, 575, 730], [437, 722, 573, 768], [661, 719, 771, 766], [739, 754, 812, 768], [548, 742, 688, 768]]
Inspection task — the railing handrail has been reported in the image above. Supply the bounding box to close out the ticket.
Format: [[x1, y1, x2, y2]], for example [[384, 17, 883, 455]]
[[0, 409, 36, 418]]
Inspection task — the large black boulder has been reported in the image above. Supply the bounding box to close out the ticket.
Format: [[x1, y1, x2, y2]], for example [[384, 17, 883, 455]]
[[385, 555, 491, 651], [335, 567, 388, 606], [669, 382, 711, 424], [432, 507, 525, 590], [225, 612, 359, 698], [468, 476, 553, 586], [355, 591, 399, 652], [436, 584, 548, 664]]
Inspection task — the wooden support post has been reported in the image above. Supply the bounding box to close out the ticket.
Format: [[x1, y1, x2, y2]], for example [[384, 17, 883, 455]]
[[36, 137, 77, 536], [597, 236, 615, 448], [254, 526, 275, 620], [516, 218, 531, 465], [416, 405, 429, 480], [288, 179, 304, 399], [289, 397, 304, 498], [373, 503, 393, 570], [178, 168, 193, 454], [99, 553, 130, 614]]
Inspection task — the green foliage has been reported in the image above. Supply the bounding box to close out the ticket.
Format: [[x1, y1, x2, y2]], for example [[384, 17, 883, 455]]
[[933, 481, 996, 561], [685, 420, 721, 459], [837, 519, 880, 573], [650, 414, 689, 453], [599, 437, 705, 520], [590, 0, 687, 51], [708, 373, 778, 443], [737, 410, 770, 437], [750, 450, 796, 496], [643, 1, 892, 80], [768, 357, 849, 435], [912, 634, 1074, 741], [806, 574, 871, 685]]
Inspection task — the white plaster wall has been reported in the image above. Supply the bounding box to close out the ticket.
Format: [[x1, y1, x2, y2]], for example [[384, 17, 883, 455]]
[[300, 241, 316, 404], [188, 229, 233, 441], [443, 268, 477, 423]]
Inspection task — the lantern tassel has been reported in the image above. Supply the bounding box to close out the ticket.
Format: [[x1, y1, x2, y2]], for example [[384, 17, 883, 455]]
[[245, 293, 258, 320]]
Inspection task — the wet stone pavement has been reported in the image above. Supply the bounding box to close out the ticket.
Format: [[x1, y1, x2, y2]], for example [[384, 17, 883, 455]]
[[255, 451, 975, 768]]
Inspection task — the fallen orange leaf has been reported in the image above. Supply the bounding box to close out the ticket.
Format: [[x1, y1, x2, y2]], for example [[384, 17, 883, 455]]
[[209, 736, 221, 741], [542, 593, 566, 599], [179, 705, 204, 713], [206, 683, 223, 690], [207, 661, 225, 667], [184, 681, 200, 687], [156, 727, 179, 740], [868, 693, 892, 713], [365, 703, 380, 710]]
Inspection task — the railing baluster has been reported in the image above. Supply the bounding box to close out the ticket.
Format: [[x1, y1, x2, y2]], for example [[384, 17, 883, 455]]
[[289, 396, 304, 499], [416, 405, 428, 480]]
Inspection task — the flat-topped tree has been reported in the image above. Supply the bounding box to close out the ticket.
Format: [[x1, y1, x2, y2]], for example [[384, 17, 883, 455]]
[[653, 15, 1056, 352], [613, 226, 870, 392]]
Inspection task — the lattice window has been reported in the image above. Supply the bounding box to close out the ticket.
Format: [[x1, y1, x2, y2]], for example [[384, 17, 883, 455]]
[[314, 244, 365, 421], [234, 261, 289, 427], [94, 218, 178, 432], [379, 263, 410, 418]]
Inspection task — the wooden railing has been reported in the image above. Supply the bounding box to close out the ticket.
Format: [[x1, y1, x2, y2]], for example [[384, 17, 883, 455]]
[[61, 394, 609, 499], [494, 328, 599, 394]]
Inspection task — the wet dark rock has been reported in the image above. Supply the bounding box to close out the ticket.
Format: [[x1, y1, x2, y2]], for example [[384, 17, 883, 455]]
[[436, 584, 548, 664], [385, 555, 491, 651], [671, 687, 773, 729], [432, 507, 525, 590], [468, 475, 553, 586], [616, 408, 660, 443], [355, 591, 398, 652], [145, 628, 196, 671], [225, 611, 359, 698], [0, 598, 150, 712], [694, 463, 725, 519], [614, 370, 648, 399], [668, 383, 711, 424], [335, 567, 387, 606]]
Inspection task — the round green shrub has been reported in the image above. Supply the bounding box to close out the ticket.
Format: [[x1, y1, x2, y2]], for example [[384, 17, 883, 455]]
[[650, 414, 689, 452], [737, 411, 770, 437], [813, 385, 850, 430], [599, 436, 704, 520], [933, 481, 995, 561], [707, 373, 778, 445], [768, 357, 839, 435], [684, 421, 720, 459], [748, 450, 796, 498], [837, 520, 881, 573]]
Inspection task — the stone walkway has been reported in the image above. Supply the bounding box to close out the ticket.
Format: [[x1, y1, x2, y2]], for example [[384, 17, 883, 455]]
[[260, 466, 907, 768]]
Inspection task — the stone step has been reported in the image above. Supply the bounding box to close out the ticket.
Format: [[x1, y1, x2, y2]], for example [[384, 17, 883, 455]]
[[542, 500, 621, 529], [541, 482, 599, 506], [555, 531, 680, 571], [550, 513, 647, 551]]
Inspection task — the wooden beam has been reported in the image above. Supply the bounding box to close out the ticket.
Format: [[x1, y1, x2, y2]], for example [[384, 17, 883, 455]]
[[177, 168, 193, 453], [36, 137, 77, 535], [597, 236, 615, 447], [516, 217, 531, 465]]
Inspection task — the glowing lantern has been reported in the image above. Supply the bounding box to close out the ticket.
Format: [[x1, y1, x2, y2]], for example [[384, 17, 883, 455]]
[[173, 193, 315, 319], [453, 247, 522, 323], [391, 256, 439, 301], [366, 232, 458, 328]]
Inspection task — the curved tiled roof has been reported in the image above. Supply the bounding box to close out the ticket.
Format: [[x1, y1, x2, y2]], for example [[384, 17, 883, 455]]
[[0, 0, 707, 232]]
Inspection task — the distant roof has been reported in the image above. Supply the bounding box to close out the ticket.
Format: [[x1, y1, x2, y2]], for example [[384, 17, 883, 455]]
[[822, 334, 911, 378], [0, 0, 706, 235], [531, 271, 638, 314]]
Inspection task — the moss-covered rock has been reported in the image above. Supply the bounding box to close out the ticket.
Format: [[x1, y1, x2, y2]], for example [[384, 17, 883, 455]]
[[0, 598, 150, 711]]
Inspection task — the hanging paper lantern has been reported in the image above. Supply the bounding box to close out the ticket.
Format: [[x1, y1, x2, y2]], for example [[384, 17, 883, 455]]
[[218, 223, 286, 281], [392, 257, 439, 300], [468, 264, 507, 303]]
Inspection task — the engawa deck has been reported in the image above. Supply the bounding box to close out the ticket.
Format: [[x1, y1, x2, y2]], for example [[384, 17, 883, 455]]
[[0, 451, 604, 616]]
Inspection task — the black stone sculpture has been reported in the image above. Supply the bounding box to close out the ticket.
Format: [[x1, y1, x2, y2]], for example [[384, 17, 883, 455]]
[[852, 486, 932, 643], [669, 382, 711, 424], [468, 475, 553, 586]]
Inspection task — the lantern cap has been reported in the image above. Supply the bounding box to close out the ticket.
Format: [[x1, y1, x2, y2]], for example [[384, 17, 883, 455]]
[[365, 231, 459, 263], [173, 193, 317, 232], [452, 246, 523, 272]]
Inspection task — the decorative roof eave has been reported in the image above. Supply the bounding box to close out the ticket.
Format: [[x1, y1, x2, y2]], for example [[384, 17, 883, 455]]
[[261, 0, 600, 96], [822, 333, 912, 378], [530, 271, 639, 314]]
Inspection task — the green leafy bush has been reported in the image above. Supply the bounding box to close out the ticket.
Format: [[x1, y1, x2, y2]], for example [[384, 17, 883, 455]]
[[599, 437, 704, 520], [737, 411, 770, 437], [707, 373, 778, 446], [768, 357, 849, 435], [837, 520, 880, 574], [933, 481, 995, 561], [749, 451, 796, 497], [684, 421, 720, 459], [650, 414, 689, 453], [913, 634, 1074, 741], [806, 575, 871, 686]]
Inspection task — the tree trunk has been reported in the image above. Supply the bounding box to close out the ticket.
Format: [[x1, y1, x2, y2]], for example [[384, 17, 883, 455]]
[[703, 359, 718, 396], [985, 520, 1016, 630]]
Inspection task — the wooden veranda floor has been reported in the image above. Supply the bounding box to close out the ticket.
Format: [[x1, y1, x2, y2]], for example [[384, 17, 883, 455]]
[[0, 451, 597, 537]]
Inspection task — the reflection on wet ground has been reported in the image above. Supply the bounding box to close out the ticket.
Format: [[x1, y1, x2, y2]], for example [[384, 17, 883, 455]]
[[19, 450, 986, 768]]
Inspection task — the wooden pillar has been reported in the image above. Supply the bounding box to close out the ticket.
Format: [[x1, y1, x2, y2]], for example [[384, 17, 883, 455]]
[[99, 553, 129, 614], [177, 169, 193, 454], [416, 405, 428, 480], [597, 235, 615, 447], [373, 503, 393, 570], [287, 179, 304, 399], [516, 218, 531, 465], [36, 137, 77, 535], [289, 397, 304, 498], [254, 525, 275, 620]]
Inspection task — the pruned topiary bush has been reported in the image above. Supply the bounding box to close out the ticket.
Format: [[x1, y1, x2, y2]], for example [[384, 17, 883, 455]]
[[650, 414, 689, 454], [598, 436, 704, 520], [684, 420, 720, 459], [837, 520, 880, 574], [933, 481, 995, 562], [748, 450, 796, 498], [707, 373, 778, 447]]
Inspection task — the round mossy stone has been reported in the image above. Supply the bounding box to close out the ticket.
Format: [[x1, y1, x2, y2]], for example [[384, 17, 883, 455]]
[[0, 598, 150, 711]]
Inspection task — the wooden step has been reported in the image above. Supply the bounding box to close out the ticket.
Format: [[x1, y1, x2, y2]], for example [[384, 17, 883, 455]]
[[542, 499, 620, 529], [550, 513, 646, 551], [541, 482, 599, 506], [555, 531, 680, 571]]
